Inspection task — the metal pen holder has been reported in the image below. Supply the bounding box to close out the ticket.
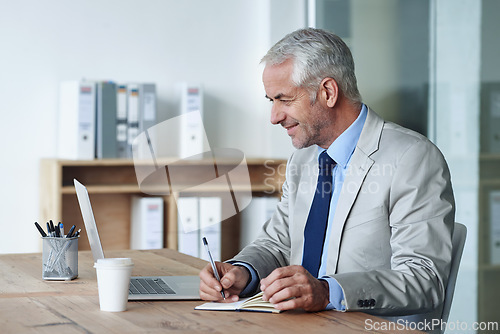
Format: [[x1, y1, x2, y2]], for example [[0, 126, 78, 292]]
[[42, 237, 79, 280]]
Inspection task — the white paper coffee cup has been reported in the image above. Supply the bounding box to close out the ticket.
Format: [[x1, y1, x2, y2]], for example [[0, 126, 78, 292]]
[[94, 258, 134, 312]]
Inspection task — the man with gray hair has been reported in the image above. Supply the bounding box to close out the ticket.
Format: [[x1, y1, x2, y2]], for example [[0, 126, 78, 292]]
[[199, 28, 454, 325]]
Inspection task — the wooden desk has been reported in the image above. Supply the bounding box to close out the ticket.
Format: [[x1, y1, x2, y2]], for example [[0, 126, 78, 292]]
[[0, 249, 422, 333]]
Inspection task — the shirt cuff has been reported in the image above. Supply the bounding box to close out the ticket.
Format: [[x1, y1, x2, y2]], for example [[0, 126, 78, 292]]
[[228, 261, 260, 297], [320, 276, 346, 311]]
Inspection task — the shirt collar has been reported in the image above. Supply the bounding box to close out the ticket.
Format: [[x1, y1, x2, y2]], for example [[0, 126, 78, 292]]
[[318, 104, 368, 169]]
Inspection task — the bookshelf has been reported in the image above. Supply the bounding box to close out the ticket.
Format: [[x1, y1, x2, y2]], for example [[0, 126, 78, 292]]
[[39, 158, 286, 261], [478, 153, 500, 325]]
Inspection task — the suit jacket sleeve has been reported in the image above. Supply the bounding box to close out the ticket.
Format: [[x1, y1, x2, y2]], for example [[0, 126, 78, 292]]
[[332, 136, 455, 316]]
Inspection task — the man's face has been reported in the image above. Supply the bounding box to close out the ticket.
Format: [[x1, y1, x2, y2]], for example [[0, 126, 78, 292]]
[[263, 59, 330, 149]]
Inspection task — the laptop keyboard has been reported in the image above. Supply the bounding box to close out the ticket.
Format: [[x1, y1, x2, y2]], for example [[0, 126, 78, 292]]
[[129, 278, 176, 295]]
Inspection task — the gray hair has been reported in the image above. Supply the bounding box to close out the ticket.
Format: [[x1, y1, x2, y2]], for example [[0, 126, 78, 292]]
[[261, 28, 362, 105]]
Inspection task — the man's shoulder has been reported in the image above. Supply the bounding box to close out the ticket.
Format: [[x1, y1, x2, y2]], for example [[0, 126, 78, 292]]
[[365, 108, 429, 148], [362, 108, 445, 163], [382, 121, 428, 144], [376, 121, 446, 165], [384, 121, 437, 149]]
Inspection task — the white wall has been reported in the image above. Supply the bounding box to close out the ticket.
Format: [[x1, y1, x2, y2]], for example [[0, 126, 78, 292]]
[[429, 0, 481, 329], [0, 0, 304, 253]]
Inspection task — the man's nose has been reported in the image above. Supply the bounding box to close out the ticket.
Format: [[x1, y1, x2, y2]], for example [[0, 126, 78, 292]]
[[270, 104, 286, 125]]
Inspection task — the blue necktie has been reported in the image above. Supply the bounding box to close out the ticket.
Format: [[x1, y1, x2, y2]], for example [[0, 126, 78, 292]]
[[302, 151, 336, 277]]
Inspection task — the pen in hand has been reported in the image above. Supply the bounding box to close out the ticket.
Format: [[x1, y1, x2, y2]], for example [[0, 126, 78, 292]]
[[202, 237, 226, 300]]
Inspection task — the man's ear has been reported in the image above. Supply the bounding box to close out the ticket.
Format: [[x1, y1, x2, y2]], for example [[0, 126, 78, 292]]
[[319, 77, 339, 108]]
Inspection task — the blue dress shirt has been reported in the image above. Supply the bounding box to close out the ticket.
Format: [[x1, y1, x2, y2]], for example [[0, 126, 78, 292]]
[[319, 104, 367, 310]]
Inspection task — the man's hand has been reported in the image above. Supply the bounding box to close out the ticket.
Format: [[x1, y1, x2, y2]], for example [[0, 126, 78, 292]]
[[199, 262, 250, 302], [260, 265, 329, 312]]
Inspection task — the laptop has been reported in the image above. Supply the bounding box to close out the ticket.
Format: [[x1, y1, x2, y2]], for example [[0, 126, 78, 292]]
[[74, 178, 201, 300]]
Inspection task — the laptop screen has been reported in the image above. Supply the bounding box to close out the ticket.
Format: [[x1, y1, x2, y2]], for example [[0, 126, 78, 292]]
[[74, 179, 105, 262]]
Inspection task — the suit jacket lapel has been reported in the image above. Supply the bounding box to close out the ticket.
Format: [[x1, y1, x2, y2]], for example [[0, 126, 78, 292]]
[[326, 108, 384, 274]]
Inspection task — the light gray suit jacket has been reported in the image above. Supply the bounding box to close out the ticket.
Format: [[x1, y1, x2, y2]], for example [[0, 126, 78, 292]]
[[232, 108, 455, 325]]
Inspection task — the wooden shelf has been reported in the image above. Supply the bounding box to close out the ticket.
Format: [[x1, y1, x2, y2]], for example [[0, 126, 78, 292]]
[[61, 185, 141, 194], [480, 153, 500, 160], [478, 264, 500, 272], [39, 158, 286, 261], [59, 184, 280, 194]]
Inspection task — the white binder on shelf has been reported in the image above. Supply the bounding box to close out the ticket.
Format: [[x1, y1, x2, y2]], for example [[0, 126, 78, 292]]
[[134, 83, 157, 160], [481, 83, 500, 153], [490, 191, 500, 264], [240, 197, 279, 250], [126, 84, 140, 158], [58, 80, 96, 160], [130, 196, 164, 250], [96, 81, 117, 159], [200, 197, 222, 262], [177, 83, 207, 158], [138, 83, 157, 132], [177, 197, 200, 258], [116, 84, 128, 158], [488, 88, 500, 153]]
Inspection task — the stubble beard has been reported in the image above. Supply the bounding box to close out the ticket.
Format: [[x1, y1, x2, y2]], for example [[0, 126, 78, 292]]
[[290, 121, 326, 149], [290, 110, 330, 149]]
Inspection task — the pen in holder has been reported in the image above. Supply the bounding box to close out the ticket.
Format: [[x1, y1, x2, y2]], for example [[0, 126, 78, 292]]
[[42, 236, 79, 280]]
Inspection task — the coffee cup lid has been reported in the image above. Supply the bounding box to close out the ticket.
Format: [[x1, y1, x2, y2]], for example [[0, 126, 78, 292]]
[[94, 257, 134, 268]]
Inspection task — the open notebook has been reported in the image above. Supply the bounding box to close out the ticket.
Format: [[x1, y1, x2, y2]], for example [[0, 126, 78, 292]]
[[195, 291, 281, 313]]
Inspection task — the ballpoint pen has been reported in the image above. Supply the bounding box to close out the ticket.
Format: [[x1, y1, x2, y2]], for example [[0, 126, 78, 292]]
[[66, 225, 76, 238], [202, 237, 225, 300], [34, 222, 47, 237]]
